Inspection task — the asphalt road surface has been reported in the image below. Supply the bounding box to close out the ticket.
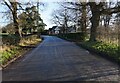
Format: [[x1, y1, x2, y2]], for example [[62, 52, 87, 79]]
[[2, 36, 120, 81]]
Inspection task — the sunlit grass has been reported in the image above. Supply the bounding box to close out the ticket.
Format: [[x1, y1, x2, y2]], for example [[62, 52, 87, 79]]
[[0, 46, 20, 65], [1, 34, 42, 66], [81, 41, 119, 63], [19, 35, 41, 46]]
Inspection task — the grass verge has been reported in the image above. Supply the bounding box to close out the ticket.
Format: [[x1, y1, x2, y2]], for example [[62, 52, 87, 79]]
[[0, 34, 41, 67], [55, 34, 119, 65], [77, 41, 119, 65]]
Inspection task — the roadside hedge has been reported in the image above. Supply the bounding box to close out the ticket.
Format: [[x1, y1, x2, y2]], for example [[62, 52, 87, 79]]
[[56, 32, 88, 42], [2, 34, 20, 45]]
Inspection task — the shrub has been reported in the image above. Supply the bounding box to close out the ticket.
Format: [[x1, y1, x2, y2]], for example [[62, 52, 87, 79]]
[[2, 34, 20, 45], [57, 32, 88, 42]]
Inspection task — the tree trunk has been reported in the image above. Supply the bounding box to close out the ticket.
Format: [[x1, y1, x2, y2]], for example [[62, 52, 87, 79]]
[[89, 14, 100, 41], [3, 0, 21, 37], [13, 13, 19, 36], [80, 3, 87, 41], [89, 2, 101, 42], [11, 1, 21, 37], [81, 2, 87, 33]]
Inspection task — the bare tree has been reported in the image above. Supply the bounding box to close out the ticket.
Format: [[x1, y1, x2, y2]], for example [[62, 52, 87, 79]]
[[88, 1, 120, 41], [51, 3, 71, 33], [58, 2, 91, 34], [55, 1, 120, 41], [2, 0, 22, 37]]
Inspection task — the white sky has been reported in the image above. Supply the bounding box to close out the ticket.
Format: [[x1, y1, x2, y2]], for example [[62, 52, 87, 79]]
[[40, 2, 60, 29]]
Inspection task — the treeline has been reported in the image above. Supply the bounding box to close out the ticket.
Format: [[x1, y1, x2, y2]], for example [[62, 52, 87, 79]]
[[52, 1, 120, 42], [52, 1, 120, 64], [1, 0, 46, 37]]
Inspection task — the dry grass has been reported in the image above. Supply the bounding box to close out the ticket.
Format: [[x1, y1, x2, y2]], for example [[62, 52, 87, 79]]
[[1, 34, 42, 67], [19, 35, 41, 46], [97, 25, 119, 46]]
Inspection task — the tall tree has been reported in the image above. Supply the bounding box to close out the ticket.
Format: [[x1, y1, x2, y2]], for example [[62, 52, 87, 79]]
[[58, 2, 90, 35], [59, 1, 120, 41], [51, 6, 70, 33], [88, 1, 120, 41], [88, 2, 103, 41], [3, 0, 21, 37]]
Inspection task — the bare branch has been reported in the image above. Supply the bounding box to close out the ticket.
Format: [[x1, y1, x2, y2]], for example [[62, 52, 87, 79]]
[[101, 7, 120, 15], [2, 0, 13, 12]]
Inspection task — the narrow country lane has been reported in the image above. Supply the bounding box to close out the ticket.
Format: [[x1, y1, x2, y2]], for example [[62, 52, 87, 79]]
[[3, 36, 119, 81]]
